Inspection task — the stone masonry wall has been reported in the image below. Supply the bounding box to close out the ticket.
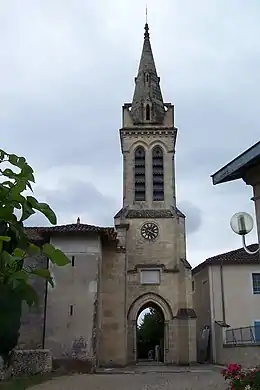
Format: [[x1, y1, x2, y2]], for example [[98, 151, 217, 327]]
[[0, 350, 52, 380], [45, 234, 101, 364], [18, 253, 48, 349], [126, 216, 181, 317], [98, 244, 127, 367]]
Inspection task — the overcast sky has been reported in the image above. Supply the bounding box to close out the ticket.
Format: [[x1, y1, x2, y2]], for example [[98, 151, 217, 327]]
[[1, 0, 259, 266]]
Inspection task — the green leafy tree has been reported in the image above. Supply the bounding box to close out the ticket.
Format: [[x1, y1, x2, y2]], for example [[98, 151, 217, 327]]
[[137, 308, 164, 345], [0, 149, 70, 367]]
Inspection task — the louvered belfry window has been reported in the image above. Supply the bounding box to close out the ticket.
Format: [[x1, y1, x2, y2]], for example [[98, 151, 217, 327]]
[[152, 146, 164, 201], [134, 147, 146, 201]]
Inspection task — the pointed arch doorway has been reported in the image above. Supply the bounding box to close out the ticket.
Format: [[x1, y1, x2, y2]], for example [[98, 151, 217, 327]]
[[127, 293, 173, 364], [136, 302, 164, 362]]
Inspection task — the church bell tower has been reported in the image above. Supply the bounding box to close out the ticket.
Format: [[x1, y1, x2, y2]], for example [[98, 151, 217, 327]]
[[119, 23, 177, 212], [114, 23, 197, 365]]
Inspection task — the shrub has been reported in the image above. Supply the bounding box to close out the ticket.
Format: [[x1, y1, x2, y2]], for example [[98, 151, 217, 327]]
[[0, 150, 70, 367], [222, 363, 260, 389]]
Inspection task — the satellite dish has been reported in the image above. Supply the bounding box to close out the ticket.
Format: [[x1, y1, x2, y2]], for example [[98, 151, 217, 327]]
[[230, 212, 254, 236]]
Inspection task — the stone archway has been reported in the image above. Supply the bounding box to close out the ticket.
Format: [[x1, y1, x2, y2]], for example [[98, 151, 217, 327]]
[[127, 293, 173, 364]]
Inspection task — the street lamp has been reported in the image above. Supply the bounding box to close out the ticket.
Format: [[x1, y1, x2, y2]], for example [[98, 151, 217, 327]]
[[230, 212, 260, 255]]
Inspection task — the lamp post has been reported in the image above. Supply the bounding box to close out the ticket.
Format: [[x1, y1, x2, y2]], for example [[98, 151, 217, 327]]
[[230, 212, 260, 255]]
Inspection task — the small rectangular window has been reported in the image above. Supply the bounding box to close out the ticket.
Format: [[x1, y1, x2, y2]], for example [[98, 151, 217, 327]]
[[72, 255, 75, 267], [252, 273, 260, 294], [70, 305, 73, 316]]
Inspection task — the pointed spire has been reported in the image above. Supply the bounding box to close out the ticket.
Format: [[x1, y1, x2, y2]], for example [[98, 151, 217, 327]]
[[131, 23, 165, 125], [77, 217, 80, 225]]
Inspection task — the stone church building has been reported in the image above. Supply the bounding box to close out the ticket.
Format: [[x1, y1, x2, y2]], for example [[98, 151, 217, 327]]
[[21, 23, 197, 367]]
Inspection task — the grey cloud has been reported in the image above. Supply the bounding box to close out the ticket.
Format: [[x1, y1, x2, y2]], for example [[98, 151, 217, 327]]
[[2, 1, 260, 267], [26, 179, 119, 227], [178, 201, 203, 235]]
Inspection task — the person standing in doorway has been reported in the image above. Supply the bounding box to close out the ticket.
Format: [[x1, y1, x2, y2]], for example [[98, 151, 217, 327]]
[[155, 345, 160, 362]]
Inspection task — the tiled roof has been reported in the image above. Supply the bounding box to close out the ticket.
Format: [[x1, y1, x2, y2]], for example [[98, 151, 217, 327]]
[[192, 243, 259, 275], [114, 206, 186, 219], [25, 224, 117, 242]]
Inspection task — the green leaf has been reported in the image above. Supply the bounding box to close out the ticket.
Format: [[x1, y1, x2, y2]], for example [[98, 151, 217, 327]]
[[26, 243, 40, 256], [26, 180, 33, 192], [12, 201, 22, 210], [0, 236, 10, 252], [21, 202, 35, 222], [0, 149, 6, 160], [1, 250, 15, 265], [13, 248, 26, 258], [8, 154, 20, 166], [27, 196, 57, 225], [0, 236, 11, 242], [8, 154, 26, 169], [16, 282, 38, 307], [43, 243, 70, 266], [30, 268, 54, 287], [20, 163, 35, 183], [1, 180, 15, 189], [10, 180, 27, 196], [10, 270, 28, 282], [0, 206, 14, 220], [1, 168, 18, 180]]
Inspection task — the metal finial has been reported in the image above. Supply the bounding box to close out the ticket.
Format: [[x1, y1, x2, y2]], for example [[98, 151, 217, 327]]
[[145, 4, 148, 23], [77, 217, 80, 225]]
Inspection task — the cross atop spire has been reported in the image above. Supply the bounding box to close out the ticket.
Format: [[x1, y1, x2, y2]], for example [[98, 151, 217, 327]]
[[131, 23, 165, 125]]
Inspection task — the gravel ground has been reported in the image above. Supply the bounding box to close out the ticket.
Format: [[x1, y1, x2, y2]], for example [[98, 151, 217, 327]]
[[30, 370, 227, 390]]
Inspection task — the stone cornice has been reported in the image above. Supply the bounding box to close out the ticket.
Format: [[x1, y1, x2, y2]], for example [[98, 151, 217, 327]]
[[127, 264, 180, 274], [126, 209, 175, 219], [120, 128, 177, 138], [175, 308, 197, 319]]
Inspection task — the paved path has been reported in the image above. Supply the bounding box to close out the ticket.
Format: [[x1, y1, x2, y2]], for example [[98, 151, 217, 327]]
[[31, 366, 227, 390]]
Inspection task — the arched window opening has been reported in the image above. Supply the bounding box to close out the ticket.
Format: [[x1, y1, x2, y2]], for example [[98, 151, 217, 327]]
[[136, 304, 164, 362], [145, 104, 151, 121], [134, 147, 146, 201], [152, 146, 164, 201], [146, 73, 149, 83]]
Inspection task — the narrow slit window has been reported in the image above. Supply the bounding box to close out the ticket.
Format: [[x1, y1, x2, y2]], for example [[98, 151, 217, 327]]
[[145, 104, 150, 121], [134, 147, 146, 201], [152, 146, 164, 201], [70, 305, 73, 316], [72, 255, 75, 267], [146, 73, 149, 82]]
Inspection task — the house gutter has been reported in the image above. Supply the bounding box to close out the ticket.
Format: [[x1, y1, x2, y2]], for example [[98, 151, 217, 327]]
[[208, 266, 216, 363], [220, 261, 226, 325]]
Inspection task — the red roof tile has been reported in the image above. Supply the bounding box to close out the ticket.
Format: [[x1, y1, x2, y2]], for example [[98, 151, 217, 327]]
[[192, 243, 259, 275]]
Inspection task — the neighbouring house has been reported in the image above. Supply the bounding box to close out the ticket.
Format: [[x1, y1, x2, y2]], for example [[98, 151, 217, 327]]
[[192, 244, 260, 366]]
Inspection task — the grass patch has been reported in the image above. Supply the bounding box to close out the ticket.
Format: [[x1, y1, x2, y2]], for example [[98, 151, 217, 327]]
[[0, 371, 61, 390]]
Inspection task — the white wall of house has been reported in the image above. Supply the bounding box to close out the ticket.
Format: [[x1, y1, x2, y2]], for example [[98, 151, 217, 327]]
[[210, 263, 260, 329], [45, 234, 102, 360]]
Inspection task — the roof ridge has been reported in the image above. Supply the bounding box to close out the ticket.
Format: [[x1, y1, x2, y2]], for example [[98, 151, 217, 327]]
[[192, 242, 259, 275], [205, 242, 258, 261], [25, 223, 114, 230]]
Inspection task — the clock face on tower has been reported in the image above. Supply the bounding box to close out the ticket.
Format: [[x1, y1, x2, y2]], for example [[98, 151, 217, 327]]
[[141, 222, 159, 241]]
